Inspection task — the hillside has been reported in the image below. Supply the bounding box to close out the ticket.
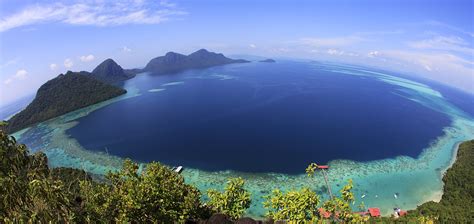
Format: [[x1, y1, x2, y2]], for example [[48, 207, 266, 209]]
[[91, 58, 135, 84], [374, 140, 474, 223], [6, 71, 126, 133], [143, 49, 249, 74]]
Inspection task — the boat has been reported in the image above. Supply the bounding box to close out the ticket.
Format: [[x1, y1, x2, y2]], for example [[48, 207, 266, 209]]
[[174, 166, 183, 173], [361, 194, 366, 198]]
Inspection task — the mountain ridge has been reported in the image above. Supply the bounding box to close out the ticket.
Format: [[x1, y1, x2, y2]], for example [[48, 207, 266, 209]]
[[143, 49, 249, 74]]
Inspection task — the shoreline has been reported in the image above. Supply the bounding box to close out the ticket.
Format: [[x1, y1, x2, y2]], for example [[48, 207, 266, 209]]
[[418, 141, 462, 206], [10, 64, 474, 218], [11, 94, 474, 218]]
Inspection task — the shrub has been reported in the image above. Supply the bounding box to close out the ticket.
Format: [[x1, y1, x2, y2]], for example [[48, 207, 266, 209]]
[[207, 177, 251, 219], [263, 187, 320, 222]]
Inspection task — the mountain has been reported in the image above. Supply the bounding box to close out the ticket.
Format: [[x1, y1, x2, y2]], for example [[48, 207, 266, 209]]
[[259, 59, 276, 63], [6, 71, 126, 133], [91, 59, 134, 84], [143, 49, 249, 74]]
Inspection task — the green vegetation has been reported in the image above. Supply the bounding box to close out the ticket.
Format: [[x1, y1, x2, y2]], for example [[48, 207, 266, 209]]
[[79, 159, 203, 223], [264, 187, 320, 222], [0, 128, 472, 223], [373, 140, 474, 223], [264, 179, 368, 223], [0, 129, 72, 222], [321, 179, 368, 223], [92, 58, 135, 84], [207, 177, 252, 219], [6, 71, 126, 133]]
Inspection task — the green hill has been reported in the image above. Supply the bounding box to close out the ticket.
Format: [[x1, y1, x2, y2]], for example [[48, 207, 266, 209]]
[[6, 71, 126, 133]]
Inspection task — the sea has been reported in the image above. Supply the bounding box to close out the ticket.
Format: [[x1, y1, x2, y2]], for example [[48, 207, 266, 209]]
[[12, 60, 474, 217]]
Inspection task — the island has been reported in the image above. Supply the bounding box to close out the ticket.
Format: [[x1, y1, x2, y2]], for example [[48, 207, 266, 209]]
[[259, 59, 276, 63], [5, 50, 251, 133], [91, 58, 135, 84], [143, 49, 249, 74], [6, 71, 126, 133]]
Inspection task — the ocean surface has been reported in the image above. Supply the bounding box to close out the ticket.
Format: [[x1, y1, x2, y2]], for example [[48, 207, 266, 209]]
[[12, 60, 474, 217], [67, 61, 451, 173]]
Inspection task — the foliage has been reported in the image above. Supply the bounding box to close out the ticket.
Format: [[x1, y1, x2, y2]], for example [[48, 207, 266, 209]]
[[263, 187, 320, 223], [1, 126, 472, 223], [305, 162, 319, 177], [377, 139, 474, 223], [92, 58, 135, 84], [0, 129, 73, 222], [321, 179, 369, 223], [265, 163, 369, 223], [79, 159, 203, 223], [6, 71, 126, 133], [207, 177, 252, 220]]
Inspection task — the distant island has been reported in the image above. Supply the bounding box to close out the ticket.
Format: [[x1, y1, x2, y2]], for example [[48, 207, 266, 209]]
[[6, 50, 250, 133], [6, 70, 126, 133], [143, 49, 249, 74], [259, 59, 276, 63], [91, 58, 135, 84]]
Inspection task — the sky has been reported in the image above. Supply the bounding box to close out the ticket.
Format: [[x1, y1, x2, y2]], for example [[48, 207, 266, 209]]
[[0, 0, 473, 106]]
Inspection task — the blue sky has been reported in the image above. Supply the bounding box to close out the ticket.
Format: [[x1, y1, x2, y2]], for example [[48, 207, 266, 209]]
[[0, 0, 473, 106]]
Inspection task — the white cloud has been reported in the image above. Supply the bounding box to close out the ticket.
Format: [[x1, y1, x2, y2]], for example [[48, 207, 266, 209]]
[[249, 44, 256, 48], [0, 0, 187, 32], [64, 58, 73, 68], [327, 49, 344, 55], [80, 54, 95, 62], [122, 46, 132, 52], [408, 36, 473, 54], [300, 36, 366, 47], [368, 51, 379, 57], [3, 78, 12, 85], [326, 49, 359, 57], [422, 20, 474, 38], [0, 58, 18, 69], [379, 50, 474, 92], [50, 63, 58, 70], [15, 69, 28, 80], [2, 69, 28, 85], [160, 0, 177, 8]]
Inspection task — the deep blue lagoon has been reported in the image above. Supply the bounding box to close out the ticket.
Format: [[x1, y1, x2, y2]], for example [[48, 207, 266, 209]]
[[67, 61, 452, 174], [15, 60, 474, 216]]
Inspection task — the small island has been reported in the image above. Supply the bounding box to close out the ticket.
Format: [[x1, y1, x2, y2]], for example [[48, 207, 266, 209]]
[[143, 49, 250, 74], [259, 59, 276, 63]]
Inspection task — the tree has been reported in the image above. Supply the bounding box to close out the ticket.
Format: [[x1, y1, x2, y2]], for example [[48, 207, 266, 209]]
[[80, 159, 203, 223], [0, 129, 73, 222], [263, 187, 320, 223], [207, 177, 251, 219], [321, 179, 368, 222]]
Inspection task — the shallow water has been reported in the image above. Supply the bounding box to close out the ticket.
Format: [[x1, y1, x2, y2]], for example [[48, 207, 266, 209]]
[[13, 61, 474, 217]]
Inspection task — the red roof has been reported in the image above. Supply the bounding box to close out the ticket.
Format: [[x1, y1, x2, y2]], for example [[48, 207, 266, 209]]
[[318, 165, 329, 169], [318, 208, 331, 218], [368, 208, 381, 217], [399, 210, 407, 216]]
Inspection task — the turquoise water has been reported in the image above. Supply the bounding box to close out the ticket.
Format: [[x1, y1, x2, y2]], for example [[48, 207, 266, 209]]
[[12, 61, 474, 217]]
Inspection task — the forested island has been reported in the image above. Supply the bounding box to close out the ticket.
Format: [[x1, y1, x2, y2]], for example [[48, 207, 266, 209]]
[[259, 59, 276, 63], [6, 70, 126, 133], [5, 49, 248, 134], [1, 125, 471, 223], [143, 49, 249, 74]]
